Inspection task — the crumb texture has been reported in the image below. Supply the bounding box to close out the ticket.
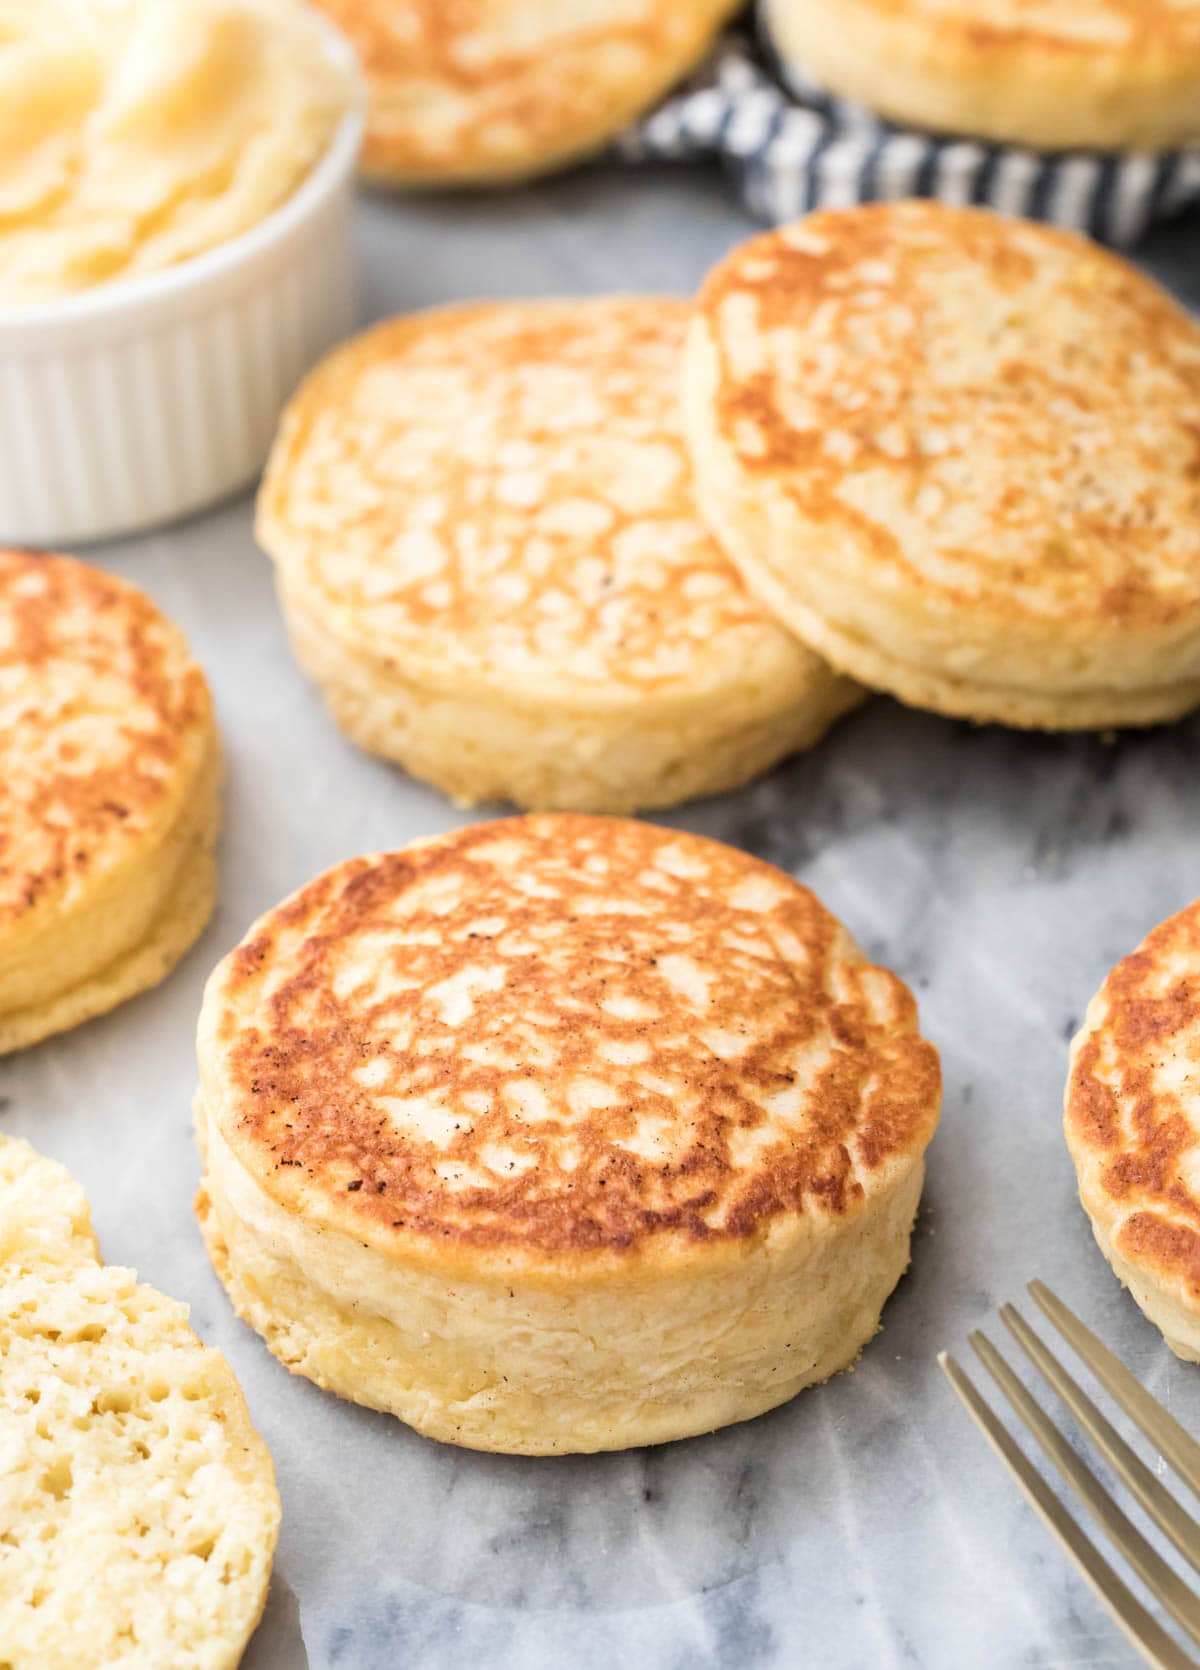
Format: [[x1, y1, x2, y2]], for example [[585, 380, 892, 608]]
[[0, 1134, 278, 1670]]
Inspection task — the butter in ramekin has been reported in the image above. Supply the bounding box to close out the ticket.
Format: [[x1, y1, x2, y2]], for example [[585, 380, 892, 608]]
[[0, 0, 352, 307]]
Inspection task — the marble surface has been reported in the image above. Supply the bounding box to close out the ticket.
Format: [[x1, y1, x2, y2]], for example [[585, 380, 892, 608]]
[[6, 165, 1200, 1670]]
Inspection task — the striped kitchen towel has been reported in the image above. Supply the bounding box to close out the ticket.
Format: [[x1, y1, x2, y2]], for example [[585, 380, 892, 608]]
[[619, 12, 1200, 245]]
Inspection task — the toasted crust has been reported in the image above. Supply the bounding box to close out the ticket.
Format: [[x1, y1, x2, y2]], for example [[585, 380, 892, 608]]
[[1066, 901, 1200, 1359], [765, 0, 1200, 151], [258, 298, 859, 811], [684, 203, 1200, 730], [196, 815, 940, 1450], [309, 0, 739, 184], [0, 754, 219, 1054], [0, 549, 219, 1050], [200, 815, 940, 1271], [0, 1135, 279, 1670], [0, 549, 210, 932]]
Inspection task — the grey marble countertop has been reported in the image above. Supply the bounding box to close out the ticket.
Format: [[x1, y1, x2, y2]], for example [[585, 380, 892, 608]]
[[6, 165, 1200, 1670]]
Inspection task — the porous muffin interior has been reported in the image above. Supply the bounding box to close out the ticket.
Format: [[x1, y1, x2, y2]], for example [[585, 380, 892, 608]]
[[0, 1135, 279, 1670]]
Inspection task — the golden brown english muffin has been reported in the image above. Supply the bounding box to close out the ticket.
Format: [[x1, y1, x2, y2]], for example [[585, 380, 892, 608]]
[[764, 0, 1200, 152], [257, 297, 861, 813], [1066, 900, 1200, 1361], [684, 201, 1200, 732], [0, 1133, 279, 1670], [195, 814, 942, 1455], [308, 0, 740, 184], [0, 549, 219, 1054]]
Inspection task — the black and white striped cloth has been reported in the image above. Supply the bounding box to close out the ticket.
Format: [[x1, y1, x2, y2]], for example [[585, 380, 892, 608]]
[[620, 13, 1200, 244]]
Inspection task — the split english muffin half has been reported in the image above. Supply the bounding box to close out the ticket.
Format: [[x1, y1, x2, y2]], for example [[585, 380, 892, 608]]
[[0, 1134, 278, 1669]]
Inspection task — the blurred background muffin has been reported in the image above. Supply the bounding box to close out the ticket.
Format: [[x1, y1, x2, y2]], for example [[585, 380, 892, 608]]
[[763, 0, 1200, 152], [309, 0, 741, 185]]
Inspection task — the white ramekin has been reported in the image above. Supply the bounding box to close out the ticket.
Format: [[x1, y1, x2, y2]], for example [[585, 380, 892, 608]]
[[0, 20, 364, 548]]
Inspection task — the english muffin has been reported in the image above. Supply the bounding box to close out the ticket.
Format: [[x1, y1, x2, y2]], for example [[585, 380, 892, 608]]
[[0, 550, 219, 1053], [257, 298, 860, 813], [764, 0, 1200, 152], [0, 1134, 279, 1670], [684, 202, 1200, 731], [1066, 901, 1200, 1361], [309, 0, 740, 185], [195, 814, 941, 1455]]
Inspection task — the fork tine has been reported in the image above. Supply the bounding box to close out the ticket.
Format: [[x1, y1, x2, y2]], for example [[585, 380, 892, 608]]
[[938, 1352, 1196, 1670], [1030, 1281, 1200, 1501], [1001, 1302, 1200, 1577], [969, 1330, 1200, 1649]]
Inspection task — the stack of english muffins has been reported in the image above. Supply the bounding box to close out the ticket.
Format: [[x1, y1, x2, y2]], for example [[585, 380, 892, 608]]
[[259, 199, 1200, 818]]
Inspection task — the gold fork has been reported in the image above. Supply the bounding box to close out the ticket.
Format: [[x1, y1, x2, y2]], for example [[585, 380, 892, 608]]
[[940, 1280, 1200, 1670]]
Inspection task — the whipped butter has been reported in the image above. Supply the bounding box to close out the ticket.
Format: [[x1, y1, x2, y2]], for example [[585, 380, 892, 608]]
[[0, 0, 350, 307]]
